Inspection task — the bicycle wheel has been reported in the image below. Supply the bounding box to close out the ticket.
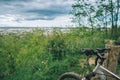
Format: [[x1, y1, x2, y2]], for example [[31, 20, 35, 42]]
[[58, 72, 82, 80]]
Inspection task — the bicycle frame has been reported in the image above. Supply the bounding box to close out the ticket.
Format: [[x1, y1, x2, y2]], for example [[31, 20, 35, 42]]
[[59, 48, 120, 80], [93, 63, 120, 80]]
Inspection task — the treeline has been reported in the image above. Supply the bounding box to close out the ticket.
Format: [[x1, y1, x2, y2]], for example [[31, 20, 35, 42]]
[[72, 0, 120, 38], [0, 27, 120, 80]]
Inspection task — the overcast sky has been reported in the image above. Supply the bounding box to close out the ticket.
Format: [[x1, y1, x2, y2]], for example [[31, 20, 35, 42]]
[[0, 0, 75, 27]]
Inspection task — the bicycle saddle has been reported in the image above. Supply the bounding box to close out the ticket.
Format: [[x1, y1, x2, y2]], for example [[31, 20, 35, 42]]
[[96, 48, 110, 53]]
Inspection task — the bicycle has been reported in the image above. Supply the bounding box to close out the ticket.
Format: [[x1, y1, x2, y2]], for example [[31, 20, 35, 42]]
[[58, 48, 120, 80]]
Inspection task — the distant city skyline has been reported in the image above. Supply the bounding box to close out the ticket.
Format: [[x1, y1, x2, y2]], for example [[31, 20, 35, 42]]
[[0, 0, 75, 27]]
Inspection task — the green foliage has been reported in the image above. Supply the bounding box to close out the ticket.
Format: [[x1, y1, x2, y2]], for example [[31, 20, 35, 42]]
[[47, 31, 66, 60], [72, 0, 120, 38], [0, 27, 119, 80]]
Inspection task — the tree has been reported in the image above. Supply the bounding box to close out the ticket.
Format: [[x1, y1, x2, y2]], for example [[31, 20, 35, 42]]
[[71, 0, 120, 38], [110, 0, 120, 38], [72, 0, 95, 28], [94, 0, 111, 35]]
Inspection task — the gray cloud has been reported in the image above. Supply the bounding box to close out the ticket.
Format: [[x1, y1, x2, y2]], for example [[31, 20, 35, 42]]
[[0, 0, 73, 21], [26, 9, 66, 17], [0, 0, 30, 3]]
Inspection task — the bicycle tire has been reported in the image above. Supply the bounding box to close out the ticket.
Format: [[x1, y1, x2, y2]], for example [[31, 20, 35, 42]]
[[58, 72, 82, 80]]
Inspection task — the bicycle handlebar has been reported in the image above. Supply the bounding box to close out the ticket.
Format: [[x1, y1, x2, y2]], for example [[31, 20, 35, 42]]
[[81, 48, 110, 56], [81, 48, 111, 65]]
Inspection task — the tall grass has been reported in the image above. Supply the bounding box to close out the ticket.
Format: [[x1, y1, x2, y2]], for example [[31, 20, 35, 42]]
[[0, 27, 119, 80]]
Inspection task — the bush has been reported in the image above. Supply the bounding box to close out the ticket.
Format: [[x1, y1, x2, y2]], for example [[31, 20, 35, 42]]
[[47, 31, 66, 60]]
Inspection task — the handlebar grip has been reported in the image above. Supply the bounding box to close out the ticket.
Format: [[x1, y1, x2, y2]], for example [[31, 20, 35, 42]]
[[81, 48, 91, 53], [81, 48, 95, 56]]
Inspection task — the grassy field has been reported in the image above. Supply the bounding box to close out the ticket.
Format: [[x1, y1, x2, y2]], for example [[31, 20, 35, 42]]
[[0, 27, 120, 80]]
